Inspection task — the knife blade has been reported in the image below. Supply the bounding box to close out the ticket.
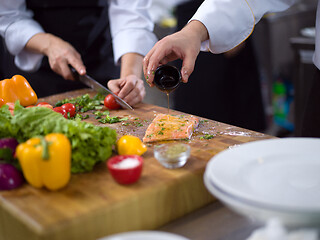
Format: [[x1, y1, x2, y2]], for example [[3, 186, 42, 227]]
[[70, 67, 133, 110]]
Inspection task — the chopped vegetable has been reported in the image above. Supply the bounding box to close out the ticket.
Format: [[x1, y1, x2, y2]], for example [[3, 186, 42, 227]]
[[0, 163, 24, 190], [97, 111, 128, 124], [94, 110, 109, 119], [74, 113, 89, 120], [200, 134, 214, 140], [55, 93, 104, 112], [0, 75, 38, 106], [0, 102, 117, 173], [117, 135, 147, 156], [16, 133, 71, 191], [134, 122, 143, 127]]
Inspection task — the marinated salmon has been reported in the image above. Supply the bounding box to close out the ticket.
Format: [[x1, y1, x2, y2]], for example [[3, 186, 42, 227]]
[[143, 114, 199, 142]]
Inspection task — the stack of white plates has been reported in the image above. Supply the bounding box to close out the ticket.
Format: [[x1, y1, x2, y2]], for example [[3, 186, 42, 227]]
[[204, 138, 320, 227], [99, 231, 189, 240]]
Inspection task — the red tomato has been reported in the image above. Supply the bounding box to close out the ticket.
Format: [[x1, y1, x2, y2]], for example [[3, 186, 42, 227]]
[[104, 94, 120, 110], [61, 103, 76, 117], [36, 102, 53, 109], [0, 98, 5, 108], [53, 107, 68, 118], [5, 102, 15, 110]]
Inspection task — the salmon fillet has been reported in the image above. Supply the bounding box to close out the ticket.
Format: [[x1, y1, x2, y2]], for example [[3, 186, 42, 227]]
[[143, 114, 199, 143]]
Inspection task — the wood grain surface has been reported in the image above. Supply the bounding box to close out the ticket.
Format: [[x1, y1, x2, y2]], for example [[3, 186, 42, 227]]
[[0, 89, 273, 240]]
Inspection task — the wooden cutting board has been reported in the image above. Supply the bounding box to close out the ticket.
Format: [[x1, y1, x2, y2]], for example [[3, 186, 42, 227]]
[[0, 89, 273, 240]]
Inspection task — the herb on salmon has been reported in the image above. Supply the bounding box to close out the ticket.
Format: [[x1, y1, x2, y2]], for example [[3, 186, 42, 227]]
[[143, 114, 199, 143]]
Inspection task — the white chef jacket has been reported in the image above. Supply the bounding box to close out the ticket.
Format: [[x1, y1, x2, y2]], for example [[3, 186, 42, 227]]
[[0, 0, 157, 72], [191, 0, 320, 70]]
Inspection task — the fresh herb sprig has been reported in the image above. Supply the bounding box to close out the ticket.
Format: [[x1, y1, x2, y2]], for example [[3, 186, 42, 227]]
[[94, 110, 128, 124], [200, 134, 215, 140], [94, 110, 110, 119], [99, 116, 128, 124], [74, 113, 89, 120], [55, 93, 105, 112]]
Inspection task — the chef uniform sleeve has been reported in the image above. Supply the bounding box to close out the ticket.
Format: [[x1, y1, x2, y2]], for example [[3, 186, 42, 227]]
[[190, 0, 297, 54], [109, 0, 158, 65], [0, 0, 44, 72]]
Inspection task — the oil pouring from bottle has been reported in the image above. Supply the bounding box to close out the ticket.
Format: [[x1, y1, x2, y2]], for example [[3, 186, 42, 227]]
[[153, 65, 182, 113]]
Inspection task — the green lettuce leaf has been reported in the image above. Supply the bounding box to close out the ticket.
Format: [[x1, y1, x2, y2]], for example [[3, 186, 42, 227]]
[[0, 105, 14, 138], [0, 102, 117, 173]]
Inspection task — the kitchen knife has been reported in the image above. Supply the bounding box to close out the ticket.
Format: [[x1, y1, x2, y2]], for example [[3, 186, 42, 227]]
[[70, 67, 133, 110]]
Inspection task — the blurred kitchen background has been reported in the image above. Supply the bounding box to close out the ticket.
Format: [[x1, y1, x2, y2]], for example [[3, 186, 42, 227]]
[[144, 0, 317, 137]]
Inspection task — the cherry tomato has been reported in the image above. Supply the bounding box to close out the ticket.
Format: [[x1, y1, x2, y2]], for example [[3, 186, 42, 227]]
[[53, 107, 68, 118], [36, 102, 53, 109], [0, 98, 5, 108], [5, 102, 15, 110], [104, 94, 120, 110], [61, 103, 76, 117]]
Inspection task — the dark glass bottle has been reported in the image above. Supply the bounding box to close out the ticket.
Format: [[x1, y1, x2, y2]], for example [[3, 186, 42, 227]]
[[154, 65, 181, 92]]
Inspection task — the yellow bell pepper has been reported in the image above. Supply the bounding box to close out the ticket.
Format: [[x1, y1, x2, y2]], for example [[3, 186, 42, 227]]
[[0, 75, 38, 106], [117, 135, 147, 156], [16, 133, 71, 191]]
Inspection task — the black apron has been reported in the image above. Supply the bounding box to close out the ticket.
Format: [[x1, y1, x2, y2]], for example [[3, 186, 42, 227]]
[[172, 0, 266, 132], [0, 0, 120, 97], [300, 69, 320, 137]]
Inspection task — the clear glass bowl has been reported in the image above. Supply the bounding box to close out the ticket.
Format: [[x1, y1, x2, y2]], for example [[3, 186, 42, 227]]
[[154, 143, 191, 169]]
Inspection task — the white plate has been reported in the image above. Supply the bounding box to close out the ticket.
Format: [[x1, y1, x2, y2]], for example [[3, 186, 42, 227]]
[[98, 231, 190, 240], [204, 138, 320, 227]]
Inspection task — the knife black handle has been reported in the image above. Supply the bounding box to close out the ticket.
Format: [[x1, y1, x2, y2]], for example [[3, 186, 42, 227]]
[[69, 66, 80, 81]]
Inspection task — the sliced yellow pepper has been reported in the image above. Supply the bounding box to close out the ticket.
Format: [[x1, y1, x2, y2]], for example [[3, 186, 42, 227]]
[[0, 75, 38, 106], [16, 133, 71, 191], [117, 135, 147, 156]]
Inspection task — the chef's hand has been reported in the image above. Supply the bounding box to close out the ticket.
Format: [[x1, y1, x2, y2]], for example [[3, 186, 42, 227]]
[[25, 33, 86, 80], [143, 20, 209, 85], [107, 75, 146, 106]]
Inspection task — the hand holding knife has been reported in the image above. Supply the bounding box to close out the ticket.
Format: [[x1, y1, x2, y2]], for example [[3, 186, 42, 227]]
[[70, 67, 133, 110]]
